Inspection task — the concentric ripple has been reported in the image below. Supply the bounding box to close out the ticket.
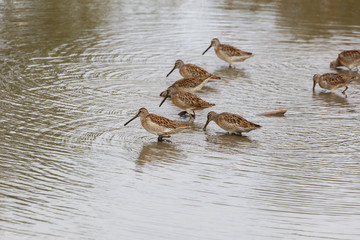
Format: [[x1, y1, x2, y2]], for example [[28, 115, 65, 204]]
[[1, 0, 360, 240]]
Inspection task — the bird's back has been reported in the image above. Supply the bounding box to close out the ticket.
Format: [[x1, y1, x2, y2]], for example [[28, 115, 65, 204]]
[[219, 44, 252, 57], [321, 73, 354, 86], [219, 112, 260, 129], [175, 92, 214, 109], [181, 64, 209, 78], [147, 114, 186, 129]]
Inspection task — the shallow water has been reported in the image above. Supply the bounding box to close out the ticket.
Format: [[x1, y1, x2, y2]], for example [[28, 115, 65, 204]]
[[1, 0, 360, 239]]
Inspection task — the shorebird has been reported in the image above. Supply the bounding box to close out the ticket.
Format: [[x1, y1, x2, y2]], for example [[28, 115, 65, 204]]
[[124, 107, 188, 141], [166, 59, 221, 80], [330, 50, 360, 71], [202, 38, 253, 68], [160, 76, 211, 97], [203, 111, 261, 135], [159, 87, 215, 120], [312, 73, 356, 94]]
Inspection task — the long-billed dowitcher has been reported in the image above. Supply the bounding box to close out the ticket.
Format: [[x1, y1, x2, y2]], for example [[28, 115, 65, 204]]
[[166, 59, 221, 80], [330, 50, 360, 71], [203, 111, 261, 135], [159, 87, 215, 120], [312, 73, 356, 94], [202, 38, 253, 68], [124, 107, 188, 141], [160, 76, 211, 97]]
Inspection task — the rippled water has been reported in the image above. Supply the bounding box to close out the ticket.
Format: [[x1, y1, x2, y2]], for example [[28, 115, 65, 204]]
[[1, 0, 360, 239]]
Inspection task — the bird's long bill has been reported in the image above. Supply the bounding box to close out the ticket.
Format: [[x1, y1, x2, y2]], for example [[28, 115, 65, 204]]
[[159, 96, 168, 107], [166, 66, 176, 77], [124, 113, 139, 126], [312, 80, 317, 91], [203, 119, 211, 130], [202, 45, 212, 55]]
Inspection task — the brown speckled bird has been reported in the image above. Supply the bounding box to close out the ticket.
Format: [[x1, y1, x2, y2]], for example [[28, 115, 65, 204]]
[[159, 87, 215, 120], [124, 108, 188, 141], [313, 73, 356, 94], [166, 59, 221, 80], [203, 111, 261, 135], [160, 76, 211, 97], [330, 50, 360, 71], [202, 38, 253, 68]]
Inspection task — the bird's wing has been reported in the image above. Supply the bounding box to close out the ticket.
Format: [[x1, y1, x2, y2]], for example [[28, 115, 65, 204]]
[[149, 114, 187, 129], [220, 44, 252, 57]]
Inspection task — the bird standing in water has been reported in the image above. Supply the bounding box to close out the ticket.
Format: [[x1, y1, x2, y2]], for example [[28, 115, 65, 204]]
[[166, 59, 221, 80], [330, 50, 360, 71], [124, 108, 188, 141], [203, 111, 261, 136], [202, 38, 253, 68], [159, 76, 212, 97], [312, 73, 356, 94], [159, 87, 215, 120]]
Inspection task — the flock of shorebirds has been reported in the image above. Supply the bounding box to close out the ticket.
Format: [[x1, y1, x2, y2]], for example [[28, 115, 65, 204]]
[[124, 38, 360, 142]]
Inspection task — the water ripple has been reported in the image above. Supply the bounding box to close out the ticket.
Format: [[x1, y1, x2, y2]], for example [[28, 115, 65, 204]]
[[1, 0, 360, 239]]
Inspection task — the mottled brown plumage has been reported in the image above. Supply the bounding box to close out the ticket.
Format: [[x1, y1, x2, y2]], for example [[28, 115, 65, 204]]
[[166, 59, 221, 80], [203, 111, 261, 135], [160, 76, 211, 97], [159, 87, 215, 120], [202, 38, 253, 68], [330, 50, 360, 71], [124, 107, 188, 141], [313, 73, 356, 94]]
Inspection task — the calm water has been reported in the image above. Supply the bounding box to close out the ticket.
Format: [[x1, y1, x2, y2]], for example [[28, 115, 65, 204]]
[[1, 0, 360, 239]]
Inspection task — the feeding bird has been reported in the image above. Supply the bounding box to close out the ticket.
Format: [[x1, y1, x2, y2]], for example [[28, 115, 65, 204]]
[[203, 111, 261, 135], [330, 50, 360, 71], [312, 73, 356, 94], [124, 107, 188, 141], [202, 38, 253, 68], [159, 87, 215, 120], [160, 76, 212, 97], [166, 59, 221, 80]]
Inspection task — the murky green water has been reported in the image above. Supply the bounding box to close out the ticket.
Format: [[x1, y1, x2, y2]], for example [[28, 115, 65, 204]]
[[1, 0, 360, 239]]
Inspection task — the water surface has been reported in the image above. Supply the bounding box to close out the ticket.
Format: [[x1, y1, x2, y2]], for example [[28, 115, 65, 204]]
[[1, 0, 360, 239]]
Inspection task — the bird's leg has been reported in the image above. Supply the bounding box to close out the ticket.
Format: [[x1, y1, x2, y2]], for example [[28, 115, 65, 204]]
[[186, 110, 194, 120], [342, 86, 349, 94], [191, 111, 196, 119], [188, 113, 193, 120]]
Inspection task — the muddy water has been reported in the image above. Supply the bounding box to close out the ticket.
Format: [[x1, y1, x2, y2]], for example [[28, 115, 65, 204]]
[[1, 0, 360, 239]]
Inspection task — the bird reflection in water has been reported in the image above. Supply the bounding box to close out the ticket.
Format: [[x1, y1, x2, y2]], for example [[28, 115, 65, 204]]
[[135, 142, 185, 170], [204, 131, 258, 153], [312, 91, 350, 107], [213, 67, 249, 81]]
